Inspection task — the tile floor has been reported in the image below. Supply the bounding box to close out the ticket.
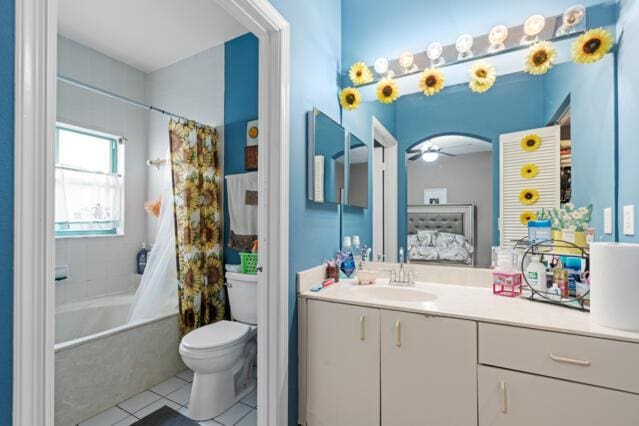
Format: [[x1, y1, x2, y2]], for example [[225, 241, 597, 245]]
[[78, 369, 257, 426]]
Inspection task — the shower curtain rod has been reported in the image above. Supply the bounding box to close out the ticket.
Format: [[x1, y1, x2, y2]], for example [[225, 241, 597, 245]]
[[57, 74, 190, 122]]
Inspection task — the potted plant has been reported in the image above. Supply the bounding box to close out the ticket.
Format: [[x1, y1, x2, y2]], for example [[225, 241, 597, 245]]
[[537, 203, 593, 254]]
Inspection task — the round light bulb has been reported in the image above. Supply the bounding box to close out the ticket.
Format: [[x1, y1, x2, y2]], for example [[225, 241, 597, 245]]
[[374, 57, 389, 75], [524, 14, 546, 37], [427, 42, 443, 60], [456, 34, 474, 53], [563, 4, 586, 26], [398, 51, 415, 69], [421, 152, 439, 162], [489, 25, 509, 45]]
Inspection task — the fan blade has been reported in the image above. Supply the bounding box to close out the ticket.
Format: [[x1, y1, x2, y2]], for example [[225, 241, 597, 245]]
[[407, 148, 421, 154], [408, 153, 422, 161], [439, 151, 456, 157]]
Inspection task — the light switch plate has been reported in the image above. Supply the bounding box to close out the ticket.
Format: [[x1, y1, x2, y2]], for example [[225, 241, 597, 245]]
[[604, 208, 613, 234], [624, 205, 635, 236]]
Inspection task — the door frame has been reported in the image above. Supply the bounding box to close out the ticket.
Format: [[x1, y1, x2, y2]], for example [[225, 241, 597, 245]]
[[372, 117, 398, 262], [13, 0, 290, 425]]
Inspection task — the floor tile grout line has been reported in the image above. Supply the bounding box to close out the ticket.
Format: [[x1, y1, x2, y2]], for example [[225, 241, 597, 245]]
[[232, 407, 256, 426]]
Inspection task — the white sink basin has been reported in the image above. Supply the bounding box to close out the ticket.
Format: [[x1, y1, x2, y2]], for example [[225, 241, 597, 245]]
[[351, 285, 437, 303]]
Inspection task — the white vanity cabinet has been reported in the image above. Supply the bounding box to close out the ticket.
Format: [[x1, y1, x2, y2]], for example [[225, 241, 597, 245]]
[[380, 310, 477, 426], [305, 300, 381, 426]]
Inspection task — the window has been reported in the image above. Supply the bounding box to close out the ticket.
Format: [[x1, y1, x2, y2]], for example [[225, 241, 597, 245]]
[[55, 124, 125, 237]]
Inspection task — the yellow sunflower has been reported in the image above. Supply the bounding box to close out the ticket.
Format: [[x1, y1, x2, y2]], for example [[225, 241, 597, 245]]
[[520, 134, 542, 152], [524, 41, 557, 75], [520, 211, 538, 225], [572, 28, 613, 64], [469, 61, 496, 93], [519, 189, 540, 206], [339, 87, 362, 111], [521, 163, 539, 179], [418, 68, 445, 96], [376, 78, 400, 104], [348, 62, 373, 86]]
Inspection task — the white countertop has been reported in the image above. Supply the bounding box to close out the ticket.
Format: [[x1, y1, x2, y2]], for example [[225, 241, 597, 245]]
[[300, 278, 639, 344]]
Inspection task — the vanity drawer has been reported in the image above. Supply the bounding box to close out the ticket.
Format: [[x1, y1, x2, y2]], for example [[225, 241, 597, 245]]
[[479, 323, 639, 394]]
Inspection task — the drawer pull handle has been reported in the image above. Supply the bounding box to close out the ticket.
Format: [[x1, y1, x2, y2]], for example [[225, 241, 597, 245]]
[[549, 353, 591, 366], [500, 380, 507, 414], [395, 320, 402, 347], [360, 316, 366, 341]]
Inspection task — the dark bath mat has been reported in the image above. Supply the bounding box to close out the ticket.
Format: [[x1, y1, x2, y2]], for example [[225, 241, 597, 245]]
[[132, 405, 199, 425]]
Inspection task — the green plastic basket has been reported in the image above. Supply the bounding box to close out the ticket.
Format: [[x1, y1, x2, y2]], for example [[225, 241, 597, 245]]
[[240, 253, 259, 275]]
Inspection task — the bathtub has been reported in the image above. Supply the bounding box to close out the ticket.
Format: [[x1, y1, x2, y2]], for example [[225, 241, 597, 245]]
[[55, 292, 184, 425]]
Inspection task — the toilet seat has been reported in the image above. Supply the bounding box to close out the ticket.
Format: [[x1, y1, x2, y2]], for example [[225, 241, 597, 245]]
[[181, 320, 251, 352]]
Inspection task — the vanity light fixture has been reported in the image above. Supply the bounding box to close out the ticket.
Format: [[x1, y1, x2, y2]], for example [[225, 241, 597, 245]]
[[374, 57, 390, 76], [456, 34, 474, 60], [427, 42, 445, 67], [556, 4, 586, 36], [521, 14, 546, 45], [398, 51, 417, 73], [422, 151, 440, 162], [488, 25, 509, 52]]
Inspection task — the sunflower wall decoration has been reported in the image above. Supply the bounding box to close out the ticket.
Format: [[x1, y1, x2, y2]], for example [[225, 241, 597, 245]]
[[376, 78, 400, 104], [339, 87, 362, 111], [520, 134, 542, 152], [520, 211, 538, 225], [521, 163, 539, 179], [519, 188, 540, 206], [418, 68, 445, 96], [349, 62, 374, 86], [524, 41, 557, 75], [572, 28, 613, 64], [469, 61, 496, 93]]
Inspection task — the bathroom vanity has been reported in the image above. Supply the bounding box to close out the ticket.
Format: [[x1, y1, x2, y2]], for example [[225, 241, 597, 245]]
[[297, 267, 639, 426]]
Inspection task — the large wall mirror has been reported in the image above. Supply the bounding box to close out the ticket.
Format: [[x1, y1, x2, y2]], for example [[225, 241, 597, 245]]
[[341, 37, 617, 267]]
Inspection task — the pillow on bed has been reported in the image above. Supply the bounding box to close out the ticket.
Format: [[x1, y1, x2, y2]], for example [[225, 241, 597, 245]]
[[434, 232, 457, 247], [417, 230, 437, 246], [417, 245, 439, 260], [407, 234, 419, 248]]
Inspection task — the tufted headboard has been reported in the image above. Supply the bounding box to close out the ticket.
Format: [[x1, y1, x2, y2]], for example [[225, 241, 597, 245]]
[[407, 204, 475, 246]]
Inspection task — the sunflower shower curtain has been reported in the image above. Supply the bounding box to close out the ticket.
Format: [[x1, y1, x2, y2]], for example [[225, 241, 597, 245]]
[[169, 119, 225, 335]]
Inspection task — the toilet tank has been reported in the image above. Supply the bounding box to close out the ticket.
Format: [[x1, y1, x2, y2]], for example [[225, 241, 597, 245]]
[[225, 272, 258, 325]]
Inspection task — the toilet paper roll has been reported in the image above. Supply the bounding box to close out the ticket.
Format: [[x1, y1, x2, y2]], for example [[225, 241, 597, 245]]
[[590, 242, 639, 331]]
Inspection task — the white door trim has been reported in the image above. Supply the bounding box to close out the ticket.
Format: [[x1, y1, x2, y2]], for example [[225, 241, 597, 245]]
[[13, 0, 290, 425], [372, 117, 398, 262]]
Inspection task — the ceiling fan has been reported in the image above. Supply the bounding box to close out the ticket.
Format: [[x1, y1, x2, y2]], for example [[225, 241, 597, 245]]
[[407, 142, 456, 162]]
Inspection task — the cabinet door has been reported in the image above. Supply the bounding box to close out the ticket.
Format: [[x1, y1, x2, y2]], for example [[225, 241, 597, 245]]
[[381, 310, 477, 426], [479, 365, 639, 426], [306, 300, 380, 426]]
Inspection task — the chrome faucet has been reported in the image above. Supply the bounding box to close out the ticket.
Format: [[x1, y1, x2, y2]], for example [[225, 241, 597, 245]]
[[390, 246, 415, 287]]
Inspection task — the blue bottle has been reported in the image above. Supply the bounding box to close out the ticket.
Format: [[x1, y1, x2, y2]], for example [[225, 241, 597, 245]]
[[136, 242, 149, 275], [340, 252, 356, 278]]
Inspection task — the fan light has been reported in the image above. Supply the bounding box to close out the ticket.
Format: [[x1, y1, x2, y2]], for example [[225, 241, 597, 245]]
[[422, 151, 440, 162], [456, 34, 474, 59], [374, 57, 389, 75], [488, 25, 509, 52], [522, 14, 545, 45], [427, 42, 445, 67]]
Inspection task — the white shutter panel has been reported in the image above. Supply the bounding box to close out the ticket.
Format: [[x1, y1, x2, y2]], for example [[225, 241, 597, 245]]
[[499, 126, 561, 246]]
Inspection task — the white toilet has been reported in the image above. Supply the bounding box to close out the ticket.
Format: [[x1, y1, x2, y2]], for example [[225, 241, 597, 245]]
[[179, 271, 258, 421]]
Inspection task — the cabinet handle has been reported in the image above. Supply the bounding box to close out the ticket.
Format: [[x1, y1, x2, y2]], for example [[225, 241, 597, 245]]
[[548, 353, 591, 366], [359, 316, 366, 341], [395, 320, 402, 347], [500, 380, 507, 414]]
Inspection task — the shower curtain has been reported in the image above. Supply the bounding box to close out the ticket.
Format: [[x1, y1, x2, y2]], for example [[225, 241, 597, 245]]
[[169, 119, 225, 334], [127, 159, 179, 323]]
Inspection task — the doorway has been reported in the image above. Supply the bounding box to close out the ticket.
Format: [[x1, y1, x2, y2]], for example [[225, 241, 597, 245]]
[[372, 118, 398, 262]]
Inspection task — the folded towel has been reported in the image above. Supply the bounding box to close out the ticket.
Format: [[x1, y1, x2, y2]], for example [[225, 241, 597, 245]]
[[314, 155, 324, 202], [225, 172, 258, 250]]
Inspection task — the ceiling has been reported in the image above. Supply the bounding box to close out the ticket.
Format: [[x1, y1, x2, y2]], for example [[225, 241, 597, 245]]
[[58, 0, 248, 73], [410, 135, 492, 157]]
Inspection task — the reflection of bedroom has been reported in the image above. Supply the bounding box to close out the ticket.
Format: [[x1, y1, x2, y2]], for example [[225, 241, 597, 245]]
[[407, 136, 492, 267]]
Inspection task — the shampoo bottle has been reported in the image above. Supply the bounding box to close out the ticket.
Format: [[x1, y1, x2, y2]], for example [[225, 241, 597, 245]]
[[137, 242, 149, 275], [526, 255, 547, 292]]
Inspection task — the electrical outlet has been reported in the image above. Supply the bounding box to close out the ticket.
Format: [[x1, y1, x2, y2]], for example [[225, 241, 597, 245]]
[[604, 208, 613, 235], [624, 205, 635, 236]]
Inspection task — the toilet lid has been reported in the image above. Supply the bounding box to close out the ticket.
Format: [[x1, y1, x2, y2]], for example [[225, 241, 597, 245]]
[[181, 320, 250, 351]]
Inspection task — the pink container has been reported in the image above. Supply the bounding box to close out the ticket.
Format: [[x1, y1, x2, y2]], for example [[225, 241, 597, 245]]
[[492, 271, 522, 297]]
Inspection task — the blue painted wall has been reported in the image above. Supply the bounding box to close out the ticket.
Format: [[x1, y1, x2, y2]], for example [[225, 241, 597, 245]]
[[267, 1, 343, 423], [395, 73, 545, 247], [0, 0, 13, 421], [341, 100, 396, 249], [223, 33, 259, 265], [341, 0, 617, 72], [617, 0, 639, 242]]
